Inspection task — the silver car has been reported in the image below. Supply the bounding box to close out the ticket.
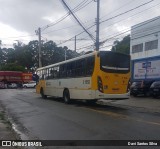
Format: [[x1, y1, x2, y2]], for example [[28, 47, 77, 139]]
[[7, 83, 17, 89], [23, 81, 36, 88]]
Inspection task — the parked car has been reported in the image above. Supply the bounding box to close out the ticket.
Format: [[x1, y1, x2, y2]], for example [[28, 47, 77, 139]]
[[23, 81, 36, 88], [130, 81, 153, 97], [7, 83, 17, 89], [150, 81, 160, 98], [0, 82, 6, 89]]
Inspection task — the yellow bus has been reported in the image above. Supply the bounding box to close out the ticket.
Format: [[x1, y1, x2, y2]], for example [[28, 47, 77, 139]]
[[36, 51, 130, 103]]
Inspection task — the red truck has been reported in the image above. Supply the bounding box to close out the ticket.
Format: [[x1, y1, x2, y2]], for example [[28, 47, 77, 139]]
[[0, 71, 33, 88]]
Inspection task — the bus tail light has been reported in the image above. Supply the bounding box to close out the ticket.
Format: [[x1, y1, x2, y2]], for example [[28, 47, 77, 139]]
[[97, 76, 104, 93], [127, 80, 131, 92]]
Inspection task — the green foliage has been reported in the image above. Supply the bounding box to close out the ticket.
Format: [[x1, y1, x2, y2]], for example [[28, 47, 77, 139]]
[[0, 63, 26, 72], [0, 40, 80, 72], [111, 35, 130, 55]]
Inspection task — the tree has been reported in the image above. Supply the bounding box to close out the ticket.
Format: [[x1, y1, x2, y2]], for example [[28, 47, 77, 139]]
[[0, 48, 5, 64], [0, 63, 26, 72], [111, 35, 130, 55], [0, 41, 6, 66], [0, 39, 81, 71]]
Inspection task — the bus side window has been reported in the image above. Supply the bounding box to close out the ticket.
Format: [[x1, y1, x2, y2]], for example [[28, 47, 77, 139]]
[[75, 60, 80, 76], [66, 62, 73, 77], [37, 70, 42, 80], [59, 65, 62, 78], [86, 56, 94, 76], [81, 59, 86, 76], [75, 59, 86, 77], [59, 64, 66, 78], [45, 69, 49, 80], [48, 68, 52, 79], [42, 74, 44, 80], [71, 61, 76, 77], [51, 66, 59, 79], [66, 63, 70, 77], [49, 68, 54, 79], [55, 66, 59, 78], [41, 69, 45, 80]]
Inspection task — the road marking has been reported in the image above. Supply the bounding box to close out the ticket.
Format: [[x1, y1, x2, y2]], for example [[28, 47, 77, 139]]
[[82, 107, 160, 126]]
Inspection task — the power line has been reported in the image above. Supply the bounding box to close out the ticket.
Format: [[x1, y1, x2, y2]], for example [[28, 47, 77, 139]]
[[76, 15, 160, 51], [61, 0, 96, 42], [0, 0, 157, 50], [57, 0, 155, 47], [101, 0, 137, 19], [72, 0, 93, 12], [101, 15, 160, 46], [88, 0, 155, 38], [100, 2, 160, 40], [100, 0, 154, 24], [45, 0, 157, 41], [60, 0, 137, 32], [1, 0, 152, 42], [58, 0, 137, 31], [41, 0, 92, 31]]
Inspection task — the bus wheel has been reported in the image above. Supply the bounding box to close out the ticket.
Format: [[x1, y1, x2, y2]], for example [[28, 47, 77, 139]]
[[63, 89, 70, 104], [40, 88, 47, 99]]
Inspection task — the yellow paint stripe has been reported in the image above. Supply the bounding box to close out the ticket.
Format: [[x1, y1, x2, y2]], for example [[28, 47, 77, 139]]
[[82, 107, 160, 126]]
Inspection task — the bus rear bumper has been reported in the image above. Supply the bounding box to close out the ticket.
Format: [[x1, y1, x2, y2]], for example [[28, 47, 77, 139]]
[[95, 91, 130, 100]]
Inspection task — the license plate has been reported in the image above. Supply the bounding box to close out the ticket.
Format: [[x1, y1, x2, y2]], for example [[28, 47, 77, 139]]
[[133, 89, 137, 90]]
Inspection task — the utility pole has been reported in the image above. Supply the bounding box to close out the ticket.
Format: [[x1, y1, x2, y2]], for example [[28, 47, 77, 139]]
[[95, 0, 100, 51], [75, 36, 76, 52], [37, 27, 42, 67]]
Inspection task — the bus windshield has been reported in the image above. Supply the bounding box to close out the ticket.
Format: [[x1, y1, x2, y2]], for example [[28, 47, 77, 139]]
[[100, 51, 130, 73]]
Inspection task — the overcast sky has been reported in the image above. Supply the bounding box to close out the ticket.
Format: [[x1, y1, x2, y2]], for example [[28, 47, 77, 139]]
[[0, 0, 160, 52]]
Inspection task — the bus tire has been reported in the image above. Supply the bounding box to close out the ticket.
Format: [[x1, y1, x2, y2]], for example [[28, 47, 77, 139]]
[[63, 89, 70, 104], [40, 88, 47, 99]]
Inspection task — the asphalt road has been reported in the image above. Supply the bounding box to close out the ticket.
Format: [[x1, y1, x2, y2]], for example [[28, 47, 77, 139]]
[[0, 89, 160, 148]]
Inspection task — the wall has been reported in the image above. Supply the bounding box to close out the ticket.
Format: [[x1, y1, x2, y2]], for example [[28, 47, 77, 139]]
[[130, 16, 160, 60]]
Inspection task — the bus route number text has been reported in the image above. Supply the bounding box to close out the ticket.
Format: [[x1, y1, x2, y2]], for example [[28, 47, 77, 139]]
[[83, 80, 90, 84]]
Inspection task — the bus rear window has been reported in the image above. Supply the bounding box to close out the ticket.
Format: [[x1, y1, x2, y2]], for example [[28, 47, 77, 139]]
[[100, 51, 130, 73]]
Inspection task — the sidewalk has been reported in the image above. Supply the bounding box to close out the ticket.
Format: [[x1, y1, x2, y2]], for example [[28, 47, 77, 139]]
[[99, 96, 160, 113]]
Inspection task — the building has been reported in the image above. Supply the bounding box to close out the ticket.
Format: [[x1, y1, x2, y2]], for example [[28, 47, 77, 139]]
[[130, 16, 160, 81]]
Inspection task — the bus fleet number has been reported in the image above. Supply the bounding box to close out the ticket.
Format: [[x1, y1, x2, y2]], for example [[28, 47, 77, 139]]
[[83, 80, 90, 84]]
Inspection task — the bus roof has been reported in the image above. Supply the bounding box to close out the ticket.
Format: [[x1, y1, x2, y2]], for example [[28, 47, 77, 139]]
[[37, 51, 97, 71]]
